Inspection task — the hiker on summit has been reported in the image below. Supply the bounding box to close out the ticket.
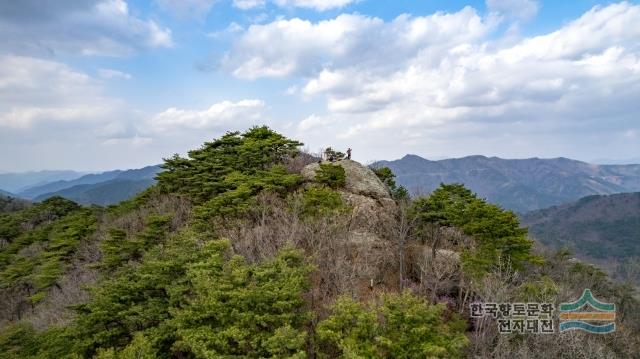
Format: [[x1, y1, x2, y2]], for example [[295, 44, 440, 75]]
[[347, 148, 352, 160]]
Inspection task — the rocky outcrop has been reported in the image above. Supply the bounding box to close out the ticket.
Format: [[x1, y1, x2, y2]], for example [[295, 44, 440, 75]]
[[340, 191, 396, 234], [302, 159, 395, 245], [302, 159, 391, 200]]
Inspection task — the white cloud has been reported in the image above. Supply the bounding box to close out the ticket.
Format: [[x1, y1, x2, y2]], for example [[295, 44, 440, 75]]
[[222, 8, 492, 79], [486, 0, 539, 21], [273, 0, 356, 11], [231, 0, 354, 11], [207, 22, 244, 38], [98, 68, 132, 80], [150, 100, 266, 132], [147, 20, 174, 48], [220, 3, 640, 162], [233, 0, 266, 10], [0, 0, 173, 57], [0, 55, 121, 129], [298, 114, 335, 131], [0, 54, 163, 171]]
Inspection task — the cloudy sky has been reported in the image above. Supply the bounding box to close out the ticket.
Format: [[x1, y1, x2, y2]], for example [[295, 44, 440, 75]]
[[1, 0, 639, 171]]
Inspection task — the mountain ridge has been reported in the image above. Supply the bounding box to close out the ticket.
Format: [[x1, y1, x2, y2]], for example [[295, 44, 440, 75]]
[[520, 192, 640, 277], [0, 188, 13, 197], [373, 155, 640, 212], [0, 170, 86, 193], [33, 178, 156, 206], [19, 165, 161, 201]]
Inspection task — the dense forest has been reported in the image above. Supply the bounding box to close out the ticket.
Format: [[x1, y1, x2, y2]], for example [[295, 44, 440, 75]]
[[0, 127, 638, 358], [521, 192, 640, 284]]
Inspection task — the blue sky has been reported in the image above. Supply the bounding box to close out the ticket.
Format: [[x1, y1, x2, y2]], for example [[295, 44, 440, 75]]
[[1, 0, 639, 171]]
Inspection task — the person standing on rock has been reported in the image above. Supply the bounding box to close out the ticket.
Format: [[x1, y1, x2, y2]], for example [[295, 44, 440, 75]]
[[347, 148, 352, 160]]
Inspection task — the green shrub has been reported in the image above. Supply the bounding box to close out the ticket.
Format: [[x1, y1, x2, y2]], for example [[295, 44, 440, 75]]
[[515, 276, 559, 302], [173, 242, 312, 358], [0, 208, 96, 301], [317, 292, 468, 358], [411, 183, 541, 279], [157, 126, 303, 205], [301, 187, 347, 217], [193, 166, 302, 222], [0, 323, 72, 359], [315, 163, 346, 189], [156, 127, 303, 226], [0, 323, 39, 358], [100, 215, 171, 271], [71, 232, 312, 358], [372, 166, 409, 200]]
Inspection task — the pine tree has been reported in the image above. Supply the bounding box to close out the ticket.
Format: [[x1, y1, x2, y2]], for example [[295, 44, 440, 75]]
[[317, 292, 468, 358], [411, 183, 541, 278], [173, 241, 312, 358]]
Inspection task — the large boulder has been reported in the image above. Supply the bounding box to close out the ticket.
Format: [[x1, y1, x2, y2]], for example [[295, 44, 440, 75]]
[[302, 159, 396, 245], [301, 159, 390, 199], [340, 191, 396, 233]]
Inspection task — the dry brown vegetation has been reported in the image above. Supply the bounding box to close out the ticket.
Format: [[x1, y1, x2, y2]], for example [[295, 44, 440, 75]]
[[219, 191, 399, 307]]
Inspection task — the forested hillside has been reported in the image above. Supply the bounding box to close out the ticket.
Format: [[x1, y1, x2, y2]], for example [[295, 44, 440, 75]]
[[374, 155, 640, 212], [0, 127, 638, 358], [521, 192, 640, 283], [0, 195, 30, 213]]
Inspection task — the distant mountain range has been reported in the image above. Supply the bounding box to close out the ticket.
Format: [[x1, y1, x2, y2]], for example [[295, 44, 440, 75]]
[[19, 166, 160, 199], [0, 170, 86, 193], [21, 165, 161, 206], [591, 157, 640, 165], [33, 178, 156, 206], [0, 188, 15, 197], [521, 192, 640, 270], [374, 155, 640, 212], [4, 154, 640, 210]]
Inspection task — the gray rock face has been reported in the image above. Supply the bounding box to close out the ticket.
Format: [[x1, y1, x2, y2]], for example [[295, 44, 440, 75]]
[[340, 191, 395, 233], [302, 159, 395, 246], [301, 159, 391, 199]]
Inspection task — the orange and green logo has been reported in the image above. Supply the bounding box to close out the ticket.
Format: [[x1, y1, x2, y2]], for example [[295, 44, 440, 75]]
[[559, 289, 615, 334]]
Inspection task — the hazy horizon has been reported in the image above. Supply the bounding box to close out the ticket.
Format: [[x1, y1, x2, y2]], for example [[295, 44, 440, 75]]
[[3, 152, 640, 174]]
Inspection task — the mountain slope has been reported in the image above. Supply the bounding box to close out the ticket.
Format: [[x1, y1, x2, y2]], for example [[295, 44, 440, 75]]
[[0, 170, 86, 193], [34, 178, 156, 206], [373, 155, 640, 212], [20, 165, 161, 201], [521, 192, 640, 263], [0, 189, 13, 197]]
